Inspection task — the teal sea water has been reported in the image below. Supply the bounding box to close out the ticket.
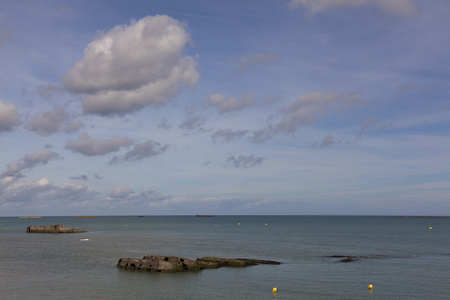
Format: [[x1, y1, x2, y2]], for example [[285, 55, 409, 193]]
[[0, 216, 449, 299]]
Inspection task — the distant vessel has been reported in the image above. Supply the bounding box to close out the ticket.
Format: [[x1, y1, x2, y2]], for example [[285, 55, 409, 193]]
[[18, 216, 43, 219], [196, 215, 215, 217]]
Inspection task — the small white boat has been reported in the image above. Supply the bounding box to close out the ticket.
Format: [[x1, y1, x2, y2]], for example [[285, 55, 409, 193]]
[[79, 238, 89, 241]]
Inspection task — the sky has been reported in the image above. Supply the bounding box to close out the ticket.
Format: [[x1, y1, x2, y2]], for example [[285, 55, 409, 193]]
[[0, 0, 449, 216]]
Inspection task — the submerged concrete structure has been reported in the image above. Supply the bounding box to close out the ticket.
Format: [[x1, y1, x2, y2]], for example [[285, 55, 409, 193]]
[[117, 255, 280, 272], [26, 224, 87, 233]]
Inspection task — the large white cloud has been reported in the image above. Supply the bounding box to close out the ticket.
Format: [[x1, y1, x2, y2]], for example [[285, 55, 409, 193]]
[[289, 0, 415, 15], [0, 101, 20, 132], [64, 15, 199, 115]]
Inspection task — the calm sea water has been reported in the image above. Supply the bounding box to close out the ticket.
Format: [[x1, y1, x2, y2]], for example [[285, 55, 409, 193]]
[[0, 216, 449, 299]]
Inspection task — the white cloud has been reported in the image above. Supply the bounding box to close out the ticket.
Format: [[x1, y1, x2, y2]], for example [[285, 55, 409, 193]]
[[0, 150, 59, 178], [208, 93, 255, 114], [109, 139, 170, 163], [106, 186, 167, 208], [0, 101, 20, 132], [178, 115, 206, 130], [211, 129, 249, 143], [63, 15, 199, 115], [0, 177, 96, 209], [108, 186, 134, 198], [251, 91, 365, 143], [65, 120, 84, 133], [65, 132, 133, 156], [36, 83, 64, 101], [288, 0, 415, 15], [27, 105, 84, 136], [1, 178, 52, 203], [276, 92, 364, 133], [28, 106, 68, 136]]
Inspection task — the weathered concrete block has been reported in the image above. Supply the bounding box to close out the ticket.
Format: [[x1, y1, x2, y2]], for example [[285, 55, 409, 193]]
[[26, 224, 87, 233]]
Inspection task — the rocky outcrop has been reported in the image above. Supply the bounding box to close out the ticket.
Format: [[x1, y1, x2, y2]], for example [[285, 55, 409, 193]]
[[26, 224, 87, 233], [117, 255, 280, 272]]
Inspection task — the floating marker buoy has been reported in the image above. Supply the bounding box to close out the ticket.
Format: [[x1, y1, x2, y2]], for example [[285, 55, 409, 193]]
[[238, 223, 240, 225], [368, 285, 373, 289], [429, 227, 432, 230], [265, 223, 268, 226], [272, 287, 277, 293]]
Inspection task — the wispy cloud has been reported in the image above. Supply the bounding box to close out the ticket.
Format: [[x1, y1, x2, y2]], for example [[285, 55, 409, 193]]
[[208, 93, 256, 114], [0, 101, 20, 132], [251, 92, 365, 143], [288, 0, 415, 15], [69, 174, 88, 181], [211, 129, 249, 144], [65, 132, 133, 156], [355, 117, 393, 141], [0, 150, 59, 178], [106, 186, 168, 208], [227, 155, 264, 168], [0, 29, 12, 47], [109, 140, 169, 164], [228, 52, 280, 72], [27, 105, 83, 136]]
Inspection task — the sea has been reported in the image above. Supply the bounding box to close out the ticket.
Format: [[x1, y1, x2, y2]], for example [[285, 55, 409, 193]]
[[0, 215, 449, 299]]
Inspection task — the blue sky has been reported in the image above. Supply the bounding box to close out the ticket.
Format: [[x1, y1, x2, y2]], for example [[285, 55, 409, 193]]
[[1, 0, 449, 216]]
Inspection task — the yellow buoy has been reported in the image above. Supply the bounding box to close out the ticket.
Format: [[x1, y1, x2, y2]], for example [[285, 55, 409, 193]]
[[265, 223, 268, 226], [238, 223, 240, 225], [368, 285, 373, 289], [429, 227, 432, 230], [272, 287, 277, 293]]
